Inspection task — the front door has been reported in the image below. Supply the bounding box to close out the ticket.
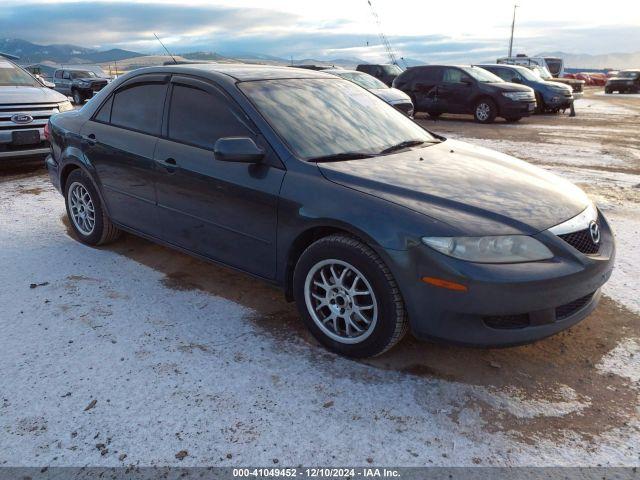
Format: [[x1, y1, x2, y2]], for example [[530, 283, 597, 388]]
[[154, 75, 285, 279], [439, 67, 475, 114], [80, 74, 168, 235]]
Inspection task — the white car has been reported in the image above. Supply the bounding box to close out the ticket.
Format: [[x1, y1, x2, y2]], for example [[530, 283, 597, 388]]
[[324, 68, 414, 117], [0, 56, 73, 161]]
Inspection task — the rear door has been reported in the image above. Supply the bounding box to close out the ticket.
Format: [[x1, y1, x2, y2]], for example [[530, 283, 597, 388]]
[[412, 67, 442, 112], [59, 70, 72, 95], [80, 74, 168, 235], [154, 75, 285, 279]]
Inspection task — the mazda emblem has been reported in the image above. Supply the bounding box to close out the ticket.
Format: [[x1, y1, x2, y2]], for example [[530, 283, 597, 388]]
[[589, 221, 600, 244], [11, 114, 33, 124]]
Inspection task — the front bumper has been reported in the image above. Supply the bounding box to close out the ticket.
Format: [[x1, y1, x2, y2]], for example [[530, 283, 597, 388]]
[[500, 99, 536, 118], [385, 210, 615, 347], [544, 91, 574, 109]]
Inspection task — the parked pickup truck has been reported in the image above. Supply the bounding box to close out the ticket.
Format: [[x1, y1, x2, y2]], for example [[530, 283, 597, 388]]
[[0, 56, 73, 161], [53, 68, 109, 105]]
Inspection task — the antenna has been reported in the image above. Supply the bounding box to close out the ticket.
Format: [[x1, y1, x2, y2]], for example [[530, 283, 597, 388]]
[[366, 0, 399, 66], [154, 33, 178, 64], [508, 4, 518, 58]]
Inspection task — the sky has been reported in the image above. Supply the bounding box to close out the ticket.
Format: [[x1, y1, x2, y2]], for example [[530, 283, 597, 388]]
[[1, 0, 640, 62]]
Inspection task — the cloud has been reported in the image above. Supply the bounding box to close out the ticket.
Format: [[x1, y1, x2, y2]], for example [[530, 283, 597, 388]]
[[1, 1, 638, 63]]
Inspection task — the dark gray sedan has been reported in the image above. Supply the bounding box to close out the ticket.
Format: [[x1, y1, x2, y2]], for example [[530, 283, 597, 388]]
[[45, 65, 615, 358]]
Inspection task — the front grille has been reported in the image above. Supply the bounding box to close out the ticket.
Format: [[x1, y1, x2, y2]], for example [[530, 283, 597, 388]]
[[0, 103, 59, 132], [558, 228, 600, 255], [483, 313, 530, 330], [92, 81, 108, 91], [556, 292, 595, 321]]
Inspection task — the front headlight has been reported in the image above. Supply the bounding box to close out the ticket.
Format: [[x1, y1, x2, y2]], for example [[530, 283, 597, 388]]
[[57, 100, 73, 112], [421, 235, 553, 263], [502, 91, 530, 101]]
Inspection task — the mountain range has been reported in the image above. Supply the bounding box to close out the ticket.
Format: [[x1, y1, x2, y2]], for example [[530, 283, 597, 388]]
[[2, 39, 638, 70]]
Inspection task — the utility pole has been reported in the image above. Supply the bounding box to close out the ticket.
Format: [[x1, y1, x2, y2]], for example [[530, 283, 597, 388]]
[[508, 4, 518, 58]]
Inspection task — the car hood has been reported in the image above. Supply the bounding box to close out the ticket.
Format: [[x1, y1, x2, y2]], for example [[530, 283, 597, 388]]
[[487, 82, 533, 93], [0, 85, 68, 104], [542, 80, 572, 92], [371, 88, 411, 103], [318, 139, 590, 236], [551, 78, 584, 86]]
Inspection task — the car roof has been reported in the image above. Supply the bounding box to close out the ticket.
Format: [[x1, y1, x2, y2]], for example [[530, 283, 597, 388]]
[[323, 68, 360, 74], [151, 63, 334, 81], [476, 63, 528, 71]]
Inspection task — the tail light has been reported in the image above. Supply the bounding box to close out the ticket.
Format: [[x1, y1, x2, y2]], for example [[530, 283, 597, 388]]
[[44, 121, 51, 142]]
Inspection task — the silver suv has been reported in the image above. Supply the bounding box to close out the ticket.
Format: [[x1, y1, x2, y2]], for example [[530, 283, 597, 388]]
[[0, 56, 72, 161]]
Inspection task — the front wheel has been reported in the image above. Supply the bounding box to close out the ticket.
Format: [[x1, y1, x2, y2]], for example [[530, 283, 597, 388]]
[[293, 235, 408, 358], [72, 90, 84, 105], [64, 169, 121, 246], [474, 99, 497, 123]]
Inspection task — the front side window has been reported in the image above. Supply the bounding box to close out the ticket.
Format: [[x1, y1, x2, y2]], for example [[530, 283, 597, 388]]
[[240, 78, 435, 161], [443, 68, 472, 84], [619, 71, 640, 79], [63, 71, 70, 79], [168, 84, 251, 149], [110, 82, 166, 135]]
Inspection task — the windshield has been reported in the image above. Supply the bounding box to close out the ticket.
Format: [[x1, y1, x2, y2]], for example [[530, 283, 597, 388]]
[[71, 71, 97, 79], [513, 67, 539, 82], [331, 71, 388, 90], [619, 71, 640, 79], [240, 78, 435, 161], [531, 65, 553, 80], [382, 65, 403, 75], [461, 66, 503, 83], [0, 59, 40, 87]]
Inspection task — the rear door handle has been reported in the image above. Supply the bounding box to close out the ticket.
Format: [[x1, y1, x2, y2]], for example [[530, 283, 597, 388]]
[[83, 133, 96, 146]]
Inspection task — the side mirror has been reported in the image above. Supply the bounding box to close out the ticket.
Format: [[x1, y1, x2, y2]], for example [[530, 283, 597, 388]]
[[214, 137, 265, 163], [461, 78, 473, 86]]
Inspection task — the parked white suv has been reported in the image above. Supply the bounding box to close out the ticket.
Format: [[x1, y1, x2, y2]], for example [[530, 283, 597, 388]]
[[0, 56, 72, 161]]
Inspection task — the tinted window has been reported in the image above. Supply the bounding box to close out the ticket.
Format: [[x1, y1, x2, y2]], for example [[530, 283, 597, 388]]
[[413, 67, 441, 83], [168, 84, 251, 149], [54, 70, 62, 79], [443, 68, 472, 83], [240, 78, 435, 160], [110, 83, 166, 135], [94, 96, 113, 123], [488, 67, 515, 82]]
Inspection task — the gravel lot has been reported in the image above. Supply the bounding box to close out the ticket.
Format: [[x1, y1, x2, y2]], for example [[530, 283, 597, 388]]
[[0, 88, 638, 467]]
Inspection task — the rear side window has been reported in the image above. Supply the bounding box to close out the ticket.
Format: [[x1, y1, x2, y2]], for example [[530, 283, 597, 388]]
[[54, 70, 62, 79], [414, 67, 442, 83], [443, 68, 471, 83], [110, 83, 166, 135], [167, 84, 251, 150]]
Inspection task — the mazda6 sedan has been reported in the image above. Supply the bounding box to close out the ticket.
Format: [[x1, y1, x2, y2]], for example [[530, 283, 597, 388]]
[[45, 64, 615, 358]]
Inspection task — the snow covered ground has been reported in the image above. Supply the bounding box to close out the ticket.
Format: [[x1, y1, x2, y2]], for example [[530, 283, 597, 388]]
[[0, 90, 638, 467]]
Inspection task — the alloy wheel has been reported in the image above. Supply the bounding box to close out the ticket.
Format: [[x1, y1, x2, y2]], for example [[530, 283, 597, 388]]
[[68, 182, 96, 235], [476, 103, 491, 121], [304, 259, 378, 344]]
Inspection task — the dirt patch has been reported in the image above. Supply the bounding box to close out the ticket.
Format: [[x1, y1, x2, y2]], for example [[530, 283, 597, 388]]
[[17, 186, 47, 195], [365, 296, 640, 443]]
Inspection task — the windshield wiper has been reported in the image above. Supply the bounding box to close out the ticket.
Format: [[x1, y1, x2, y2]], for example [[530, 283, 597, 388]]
[[308, 152, 377, 163], [379, 140, 432, 155]]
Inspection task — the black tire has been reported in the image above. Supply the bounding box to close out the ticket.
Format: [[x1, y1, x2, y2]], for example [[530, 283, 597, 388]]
[[427, 111, 442, 119], [293, 234, 408, 358], [605, 88, 612, 94], [505, 116, 522, 122], [473, 98, 497, 123], [64, 169, 121, 246], [535, 92, 546, 113], [72, 89, 84, 105]]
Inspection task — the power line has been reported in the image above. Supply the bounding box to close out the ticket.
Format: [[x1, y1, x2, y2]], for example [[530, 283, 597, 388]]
[[366, 0, 399, 66]]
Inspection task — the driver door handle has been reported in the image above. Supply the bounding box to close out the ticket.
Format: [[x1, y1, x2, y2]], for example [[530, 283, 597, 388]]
[[157, 157, 177, 173]]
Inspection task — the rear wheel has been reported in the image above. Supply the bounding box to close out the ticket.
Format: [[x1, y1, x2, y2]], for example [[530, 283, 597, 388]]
[[474, 98, 497, 123], [64, 169, 121, 246], [293, 234, 408, 358]]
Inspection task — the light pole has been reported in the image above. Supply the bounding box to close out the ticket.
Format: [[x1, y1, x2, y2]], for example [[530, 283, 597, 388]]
[[508, 4, 519, 58]]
